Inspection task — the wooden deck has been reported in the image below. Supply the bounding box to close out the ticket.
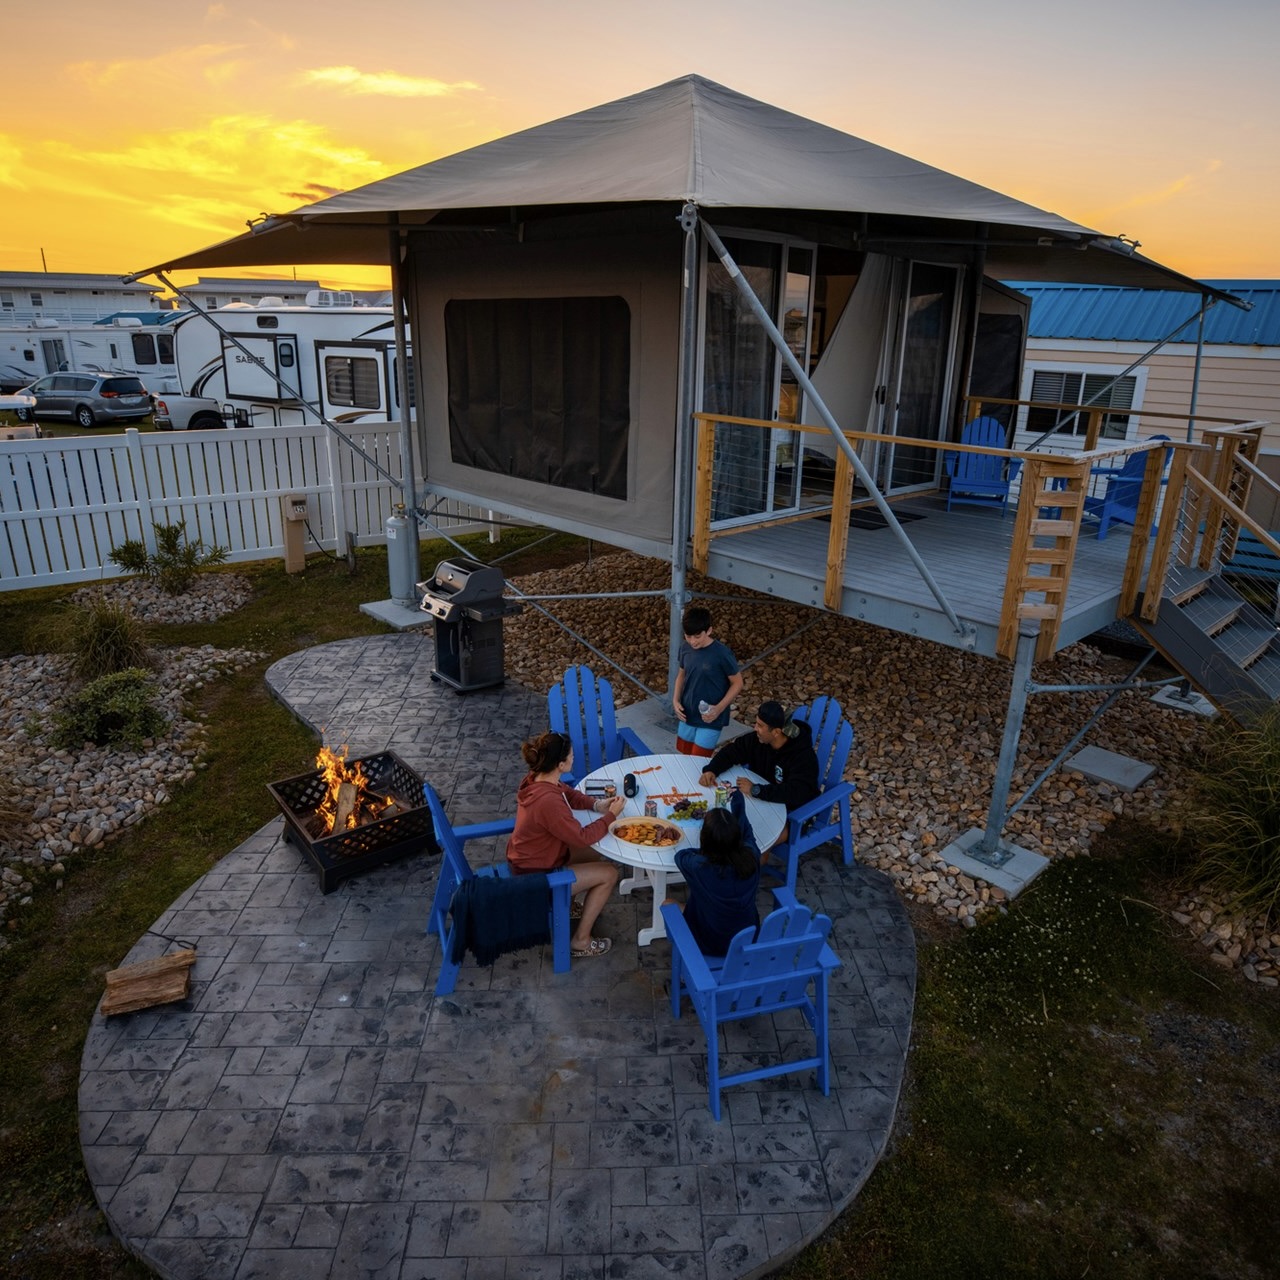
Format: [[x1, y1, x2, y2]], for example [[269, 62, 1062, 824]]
[[706, 495, 1136, 660]]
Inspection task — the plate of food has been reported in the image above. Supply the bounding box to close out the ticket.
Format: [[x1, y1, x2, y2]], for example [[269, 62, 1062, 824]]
[[609, 817, 683, 848]]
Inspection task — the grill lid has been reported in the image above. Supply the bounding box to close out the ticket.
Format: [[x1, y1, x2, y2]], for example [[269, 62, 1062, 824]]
[[418, 557, 520, 622]]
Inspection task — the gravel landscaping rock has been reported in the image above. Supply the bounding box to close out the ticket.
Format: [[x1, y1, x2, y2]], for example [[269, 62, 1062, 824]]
[[0, 574, 262, 944]]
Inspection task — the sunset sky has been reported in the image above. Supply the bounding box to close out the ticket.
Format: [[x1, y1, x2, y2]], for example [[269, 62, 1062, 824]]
[[2, 0, 1277, 293]]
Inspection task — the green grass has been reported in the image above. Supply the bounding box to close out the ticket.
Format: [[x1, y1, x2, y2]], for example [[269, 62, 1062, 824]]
[[783, 827, 1280, 1280], [1, 538, 1278, 1278]]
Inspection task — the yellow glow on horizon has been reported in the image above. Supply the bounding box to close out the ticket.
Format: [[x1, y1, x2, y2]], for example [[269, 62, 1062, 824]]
[[3, 2, 1277, 286]]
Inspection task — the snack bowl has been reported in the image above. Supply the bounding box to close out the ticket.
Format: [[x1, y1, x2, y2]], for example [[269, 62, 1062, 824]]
[[609, 817, 683, 848]]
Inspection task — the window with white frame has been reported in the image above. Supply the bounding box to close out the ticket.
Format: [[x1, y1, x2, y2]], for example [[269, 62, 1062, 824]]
[[1024, 369, 1137, 441]]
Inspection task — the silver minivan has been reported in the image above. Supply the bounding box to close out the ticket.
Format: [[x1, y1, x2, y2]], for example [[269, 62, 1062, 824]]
[[14, 372, 152, 428]]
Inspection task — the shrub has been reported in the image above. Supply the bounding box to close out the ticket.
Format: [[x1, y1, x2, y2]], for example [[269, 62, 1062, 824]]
[[1182, 704, 1280, 925], [66, 591, 156, 680], [108, 520, 228, 595], [52, 668, 167, 750]]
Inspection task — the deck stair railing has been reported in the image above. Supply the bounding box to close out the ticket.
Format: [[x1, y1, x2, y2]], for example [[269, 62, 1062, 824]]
[[1129, 423, 1280, 711]]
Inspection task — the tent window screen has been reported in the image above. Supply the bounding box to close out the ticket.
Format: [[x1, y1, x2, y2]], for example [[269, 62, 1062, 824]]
[[325, 355, 381, 408], [445, 296, 630, 499], [1026, 370, 1135, 440]]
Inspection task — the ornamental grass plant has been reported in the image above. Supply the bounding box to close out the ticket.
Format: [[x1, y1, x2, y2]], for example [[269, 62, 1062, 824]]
[[28, 590, 157, 682], [1182, 704, 1280, 926]]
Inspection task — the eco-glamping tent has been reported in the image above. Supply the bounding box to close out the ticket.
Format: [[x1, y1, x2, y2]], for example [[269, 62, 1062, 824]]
[[140, 73, 1222, 568], [139, 75, 1269, 882]]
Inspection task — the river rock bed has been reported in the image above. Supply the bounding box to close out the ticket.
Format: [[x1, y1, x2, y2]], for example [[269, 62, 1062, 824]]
[[504, 550, 1279, 984], [0, 574, 262, 945]]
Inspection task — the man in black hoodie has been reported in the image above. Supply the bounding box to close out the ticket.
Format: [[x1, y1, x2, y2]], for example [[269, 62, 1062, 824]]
[[698, 701, 820, 812]]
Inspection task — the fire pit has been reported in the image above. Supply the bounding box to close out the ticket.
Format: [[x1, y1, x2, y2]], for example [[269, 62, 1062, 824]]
[[267, 749, 439, 893]]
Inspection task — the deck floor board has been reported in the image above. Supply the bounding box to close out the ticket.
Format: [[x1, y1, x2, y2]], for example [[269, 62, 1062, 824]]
[[707, 496, 1137, 656]]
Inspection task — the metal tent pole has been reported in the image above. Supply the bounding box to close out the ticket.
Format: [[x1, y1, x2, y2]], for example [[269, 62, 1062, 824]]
[[976, 622, 1038, 863], [389, 224, 420, 587], [667, 206, 702, 700]]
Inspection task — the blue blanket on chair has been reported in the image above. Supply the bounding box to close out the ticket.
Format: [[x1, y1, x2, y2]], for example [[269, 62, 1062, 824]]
[[447, 874, 553, 966]]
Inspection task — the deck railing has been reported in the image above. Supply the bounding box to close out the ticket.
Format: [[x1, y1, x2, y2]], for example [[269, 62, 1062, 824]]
[[691, 401, 1276, 660]]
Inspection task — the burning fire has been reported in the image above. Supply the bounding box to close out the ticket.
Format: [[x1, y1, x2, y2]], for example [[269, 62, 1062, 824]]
[[314, 744, 392, 833]]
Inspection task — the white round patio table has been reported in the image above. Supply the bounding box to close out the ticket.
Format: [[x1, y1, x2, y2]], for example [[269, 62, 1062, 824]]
[[574, 752, 786, 946]]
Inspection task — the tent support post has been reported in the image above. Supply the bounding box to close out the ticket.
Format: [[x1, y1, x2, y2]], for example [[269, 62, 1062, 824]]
[[389, 224, 420, 587], [667, 205, 703, 703], [977, 623, 1038, 863], [698, 217, 972, 646]]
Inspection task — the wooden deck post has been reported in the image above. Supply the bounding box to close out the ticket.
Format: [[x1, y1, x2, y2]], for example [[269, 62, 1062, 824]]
[[824, 447, 855, 610], [690, 415, 716, 573]]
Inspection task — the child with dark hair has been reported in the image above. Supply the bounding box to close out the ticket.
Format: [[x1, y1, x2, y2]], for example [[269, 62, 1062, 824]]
[[673, 796, 761, 957], [672, 604, 743, 759], [506, 729, 622, 958]]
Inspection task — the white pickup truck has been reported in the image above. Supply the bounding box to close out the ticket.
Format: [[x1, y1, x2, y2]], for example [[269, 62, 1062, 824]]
[[151, 393, 227, 431]]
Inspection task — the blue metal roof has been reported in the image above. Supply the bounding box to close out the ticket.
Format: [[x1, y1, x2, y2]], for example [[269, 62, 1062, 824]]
[[1006, 281, 1280, 348]]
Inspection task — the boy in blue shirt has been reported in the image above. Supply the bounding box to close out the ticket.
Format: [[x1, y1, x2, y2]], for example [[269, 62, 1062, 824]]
[[672, 605, 744, 758]]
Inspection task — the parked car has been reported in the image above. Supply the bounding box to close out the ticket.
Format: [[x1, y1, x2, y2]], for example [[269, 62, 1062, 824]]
[[14, 372, 151, 427]]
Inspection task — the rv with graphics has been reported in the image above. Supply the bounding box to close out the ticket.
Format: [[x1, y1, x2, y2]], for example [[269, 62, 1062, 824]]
[[151, 292, 411, 430], [0, 312, 187, 392]]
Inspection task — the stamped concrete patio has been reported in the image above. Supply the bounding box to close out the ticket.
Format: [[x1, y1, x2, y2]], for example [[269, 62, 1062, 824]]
[[78, 631, 916, 1280]]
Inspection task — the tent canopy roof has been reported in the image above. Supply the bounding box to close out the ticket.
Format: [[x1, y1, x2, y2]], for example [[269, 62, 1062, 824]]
[[135, 74, 1235, 300]]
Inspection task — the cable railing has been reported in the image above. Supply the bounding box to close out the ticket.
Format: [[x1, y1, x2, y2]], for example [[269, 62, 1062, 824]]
[[690, 402, 1275, 661]]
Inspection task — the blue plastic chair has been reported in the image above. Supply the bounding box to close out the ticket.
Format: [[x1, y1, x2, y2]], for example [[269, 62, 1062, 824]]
[[770, 696, 856, 891], [424, 782, 574, 996], [1082, 435, 1172, 540], [661, 886, 841, 1121], [548, 664, 651, 783], [943, 416, 1023, 517]]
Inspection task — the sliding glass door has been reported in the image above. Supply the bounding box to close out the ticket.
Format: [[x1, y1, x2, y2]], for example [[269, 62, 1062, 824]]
[[700, 233, 815, 523], [882, 262, 961, 495]]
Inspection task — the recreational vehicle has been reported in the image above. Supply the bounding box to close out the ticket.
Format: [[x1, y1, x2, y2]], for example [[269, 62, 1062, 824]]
[[151, 292, 411, 430], [0, 312, 187, 392]]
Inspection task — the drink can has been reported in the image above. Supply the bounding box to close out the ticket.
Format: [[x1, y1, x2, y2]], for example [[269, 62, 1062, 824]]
[[603, 782, 616, 798], [643, 798, 658, 818], [714, 785, 728, 809]]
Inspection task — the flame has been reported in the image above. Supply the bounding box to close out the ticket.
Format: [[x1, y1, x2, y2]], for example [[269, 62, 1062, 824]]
[[314, 743, 372, 833]]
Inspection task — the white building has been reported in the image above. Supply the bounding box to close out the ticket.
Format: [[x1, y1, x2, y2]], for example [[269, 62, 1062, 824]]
[[0, 271, 167, 323]]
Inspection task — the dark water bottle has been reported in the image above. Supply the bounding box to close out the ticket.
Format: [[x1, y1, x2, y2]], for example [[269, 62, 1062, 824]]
[[623, 773, 638, 798]]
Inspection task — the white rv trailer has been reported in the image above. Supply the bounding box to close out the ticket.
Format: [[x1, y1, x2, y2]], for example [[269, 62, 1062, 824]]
[[152, 292, 411, 430], [0, 312, 188, 392]]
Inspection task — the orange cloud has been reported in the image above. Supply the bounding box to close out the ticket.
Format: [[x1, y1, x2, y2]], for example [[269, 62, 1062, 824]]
[[1092, 159, 1226, 221], [298, 65, 481, 98]]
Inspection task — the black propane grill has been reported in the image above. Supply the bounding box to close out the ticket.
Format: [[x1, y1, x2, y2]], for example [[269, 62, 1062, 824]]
[[419, 557, 522, 692]]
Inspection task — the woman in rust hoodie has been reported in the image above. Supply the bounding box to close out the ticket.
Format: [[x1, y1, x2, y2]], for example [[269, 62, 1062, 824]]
[[506, 730, 622, 958]]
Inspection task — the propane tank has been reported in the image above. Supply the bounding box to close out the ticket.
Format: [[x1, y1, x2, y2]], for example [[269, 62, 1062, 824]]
[[385, 503, 420, 604]]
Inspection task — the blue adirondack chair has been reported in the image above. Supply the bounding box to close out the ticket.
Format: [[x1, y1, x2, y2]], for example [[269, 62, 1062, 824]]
[[548, 664, 651, 783], [1082, 435, 1172, 540], [661, 886, 841, 1121], [769, 696, 856, 891], [943, 416, 1023, 517], [424, 783, 575, 996]]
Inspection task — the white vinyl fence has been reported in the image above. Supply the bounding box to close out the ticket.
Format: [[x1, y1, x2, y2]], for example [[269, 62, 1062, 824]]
[[0, 423, 497, 591]]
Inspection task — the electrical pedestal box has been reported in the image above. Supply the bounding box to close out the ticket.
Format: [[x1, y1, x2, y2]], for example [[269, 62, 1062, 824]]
[[282, 494, 307, 573]]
